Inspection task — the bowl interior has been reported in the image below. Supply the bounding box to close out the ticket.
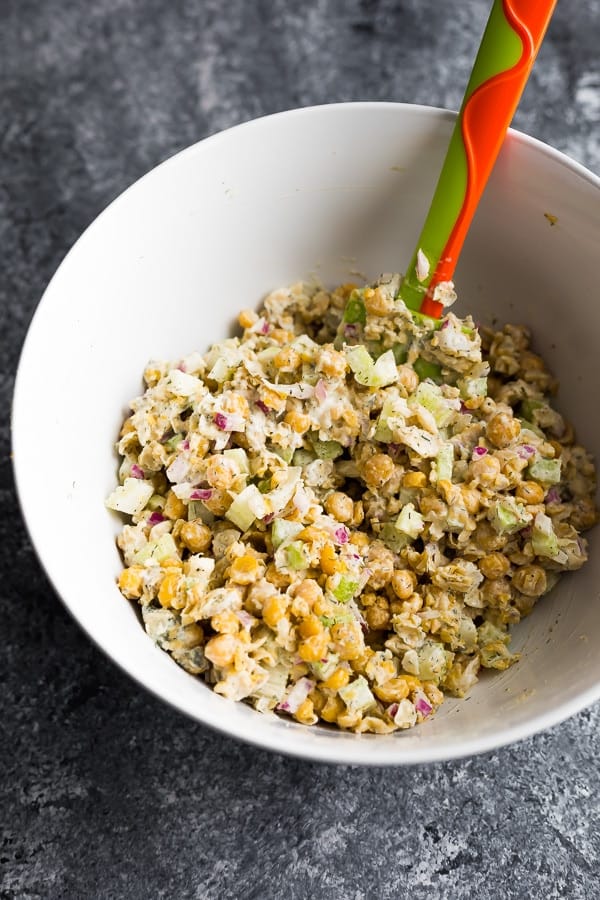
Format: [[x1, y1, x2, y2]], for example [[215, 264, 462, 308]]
[[13, 103, 600, 764]]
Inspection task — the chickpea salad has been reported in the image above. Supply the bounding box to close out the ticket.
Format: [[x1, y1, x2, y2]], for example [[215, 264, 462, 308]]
[[107, 275, 598, 734]]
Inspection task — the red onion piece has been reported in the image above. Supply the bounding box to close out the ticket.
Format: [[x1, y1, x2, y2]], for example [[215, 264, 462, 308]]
[[276, 677, 315, 714], [517, 444, 536, 459], [147, 511, 166, 526], [387, 703, 399, 718], [180, 439, 190, 451], [334, 526, 349, 545], [130, 464, 145, 479], [315, 379, 328, 402], [545, 487, 561, 504], [214, 412, 228, 430], [472, 446, 488, 458], [190, 488, 213, 501], [255, 400, 269, 414], [415, 695, 433, 716]]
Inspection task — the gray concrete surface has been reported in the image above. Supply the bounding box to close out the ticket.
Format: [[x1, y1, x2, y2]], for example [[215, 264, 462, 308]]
[[1, 1, 599, 898]]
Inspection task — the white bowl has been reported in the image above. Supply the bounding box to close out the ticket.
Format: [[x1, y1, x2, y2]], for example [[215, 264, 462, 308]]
[[13, 103, 600, 765]]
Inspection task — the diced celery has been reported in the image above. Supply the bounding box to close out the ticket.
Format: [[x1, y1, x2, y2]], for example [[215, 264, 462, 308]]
[[520, 398, 545, 421], [458, 376, 487, 400], [415, 640, 452, 682], [225, 484, 266, 531], [311, 439, 344, 460], [319, 612, 353, 628], [168, 370, 204, 397], [380, 522, 410, 553], [411, 311, 442, 331], [187, 500, 204, 520], [343, 290, 366, 324], [133, 532, 179, 565], [271, 445, 294, 464], [374, 395, 396, 443], [147, 494, 166, 511], [256, 346, 280, 364], [345, 345, 398, 388], [518, 418, 545, 438], [106, 478, 154, 516], [285, 541, 308, 570], [266, 467, 302, 514], [252, 665, 289, 703], [528, 458, 561, 485], [489, 497, 531, 534], [331, 575, 359, 604], [395, 502, 424, 539], [292, 448, 316, 466], [256, 478, 272, 494], [207, 356, 236, 383], [223, 448, 250, 473], [531, 512, 560, 559], [272, 519, 304, 550], [338, 676, 376, 713], [309, 654, 340, 681], [415, 381, 454, 427], [413, 358, 443, 383], [164, 433, 184, 452], [434, 443, 454, 482]]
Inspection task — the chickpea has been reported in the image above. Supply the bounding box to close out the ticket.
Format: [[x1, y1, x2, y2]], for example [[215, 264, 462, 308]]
[[363, 285, 394, 316], [331, 620, 364, 660], [486, 412, 521, 449], [206, 455, 235, 490], [284, 410, 311, 434], [516, 481, 545, 505], [180, 520, 212, 554], [366, 542, 395, 590], [373, 678, 410, 704], [391, 569, 417, 600], [324, 491, 354, 523], [318, 345, 347, 378], [298, 631, 329, 662], [320, 695, 344, 723], [298, 614, 324, 639], [205, 633, 237, 668], [512, 565, 547, 598], [351, 501, 365, 527], [479, 552, 511, 580], [474, 521, 508, 552], [262, 594, 288, 628], [294, 698, 316, 725], [229, 555, 262, 585], [273, 347, 301, 371], [481, 577, 512, 607], [324, 667, 351, 691], [397, 364, 419, 394], [365, 598, 391, 631], [118, 566, 144, 600], [363, 453, 395, 490], [211, 611, 240, 634], [403, 470, 427, 489], [460, 486, 481, 514], [469, 454, 502, 486], [265, 563, 291, 589], [571, 497, 598, 531], [238, 308, 258, 329], [293, 579, 324, 608]]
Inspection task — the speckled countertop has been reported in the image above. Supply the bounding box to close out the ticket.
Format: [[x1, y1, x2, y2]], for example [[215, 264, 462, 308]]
[[2, 2, 600, 898]]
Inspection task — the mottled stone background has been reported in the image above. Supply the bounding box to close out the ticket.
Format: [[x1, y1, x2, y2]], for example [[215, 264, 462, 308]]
[[1, 1, 600, 898]]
